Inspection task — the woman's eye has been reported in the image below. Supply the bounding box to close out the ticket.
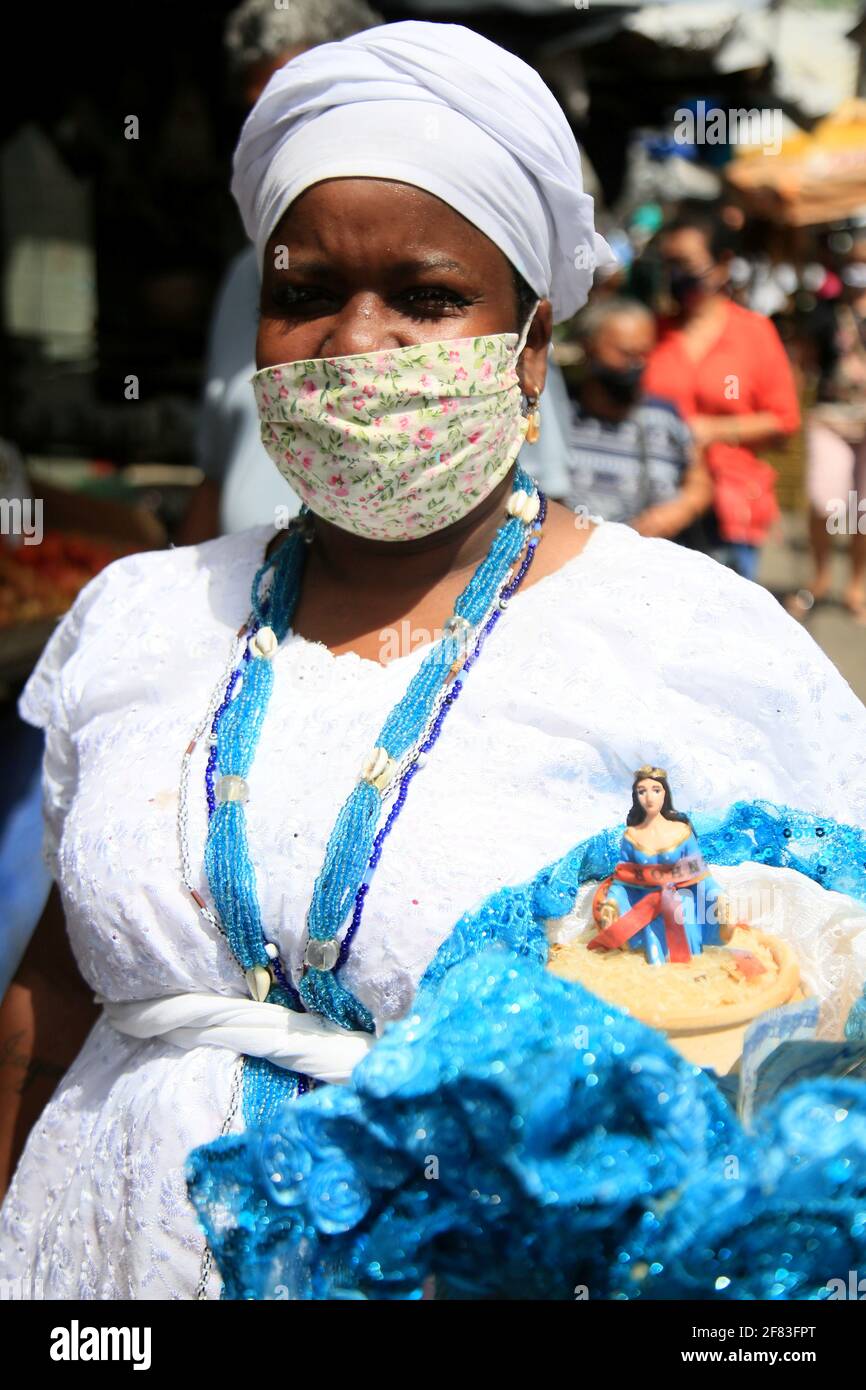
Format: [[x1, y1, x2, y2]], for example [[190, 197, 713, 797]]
[[399, 287, 472, 317], [269, 284, 332, 314], [266, 283, 473, 318]]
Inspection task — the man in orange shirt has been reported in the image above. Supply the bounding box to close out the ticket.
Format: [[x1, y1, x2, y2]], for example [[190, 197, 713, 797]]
[[644, 212, 800, 581]]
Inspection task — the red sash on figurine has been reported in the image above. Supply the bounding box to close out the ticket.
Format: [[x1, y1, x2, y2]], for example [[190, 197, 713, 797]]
[[588, 853, 709, 964]]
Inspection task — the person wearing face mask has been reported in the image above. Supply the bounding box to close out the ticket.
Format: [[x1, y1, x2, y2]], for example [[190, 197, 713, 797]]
[[3, 23, 866, 1302], [557, 297, 712, 541], [643, 211, 801, 582], [177, 0, 385, 545], [177, 0, 574, 544]]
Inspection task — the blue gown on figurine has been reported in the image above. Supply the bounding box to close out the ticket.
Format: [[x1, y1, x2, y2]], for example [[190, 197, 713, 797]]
[[602, 823, 727, 965]]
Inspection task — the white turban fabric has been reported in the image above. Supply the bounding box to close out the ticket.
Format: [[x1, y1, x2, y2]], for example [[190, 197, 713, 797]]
[[231, 20, 615, 322]]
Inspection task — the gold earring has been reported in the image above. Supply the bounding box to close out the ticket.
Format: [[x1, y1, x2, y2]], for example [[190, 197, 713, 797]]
[[524, 395, 541, 444]]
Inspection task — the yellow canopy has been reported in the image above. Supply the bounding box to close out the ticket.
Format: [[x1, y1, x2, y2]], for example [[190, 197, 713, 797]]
[[726, 99, 866, 225]]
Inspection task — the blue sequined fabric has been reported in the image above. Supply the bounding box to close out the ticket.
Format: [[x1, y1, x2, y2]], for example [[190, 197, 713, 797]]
[[186, 800, 866, 1299]]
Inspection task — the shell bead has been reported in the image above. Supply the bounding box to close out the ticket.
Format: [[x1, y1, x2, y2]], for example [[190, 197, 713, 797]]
[[304, 938, 340, 972], [507, 488, 529, 518], [215, 774, 250, 804], [506, 489, 541, 525], [245, 964, 273, 1002], [250, 625, 278, 659], [360, 746, 397, 793]]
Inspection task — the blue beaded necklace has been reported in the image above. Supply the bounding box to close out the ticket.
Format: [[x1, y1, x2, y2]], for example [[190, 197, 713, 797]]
[[198, 465, 545, 1042]]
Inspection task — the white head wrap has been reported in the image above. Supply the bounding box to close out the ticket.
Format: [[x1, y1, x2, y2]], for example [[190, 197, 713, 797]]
[[231, 20, 615, 322]]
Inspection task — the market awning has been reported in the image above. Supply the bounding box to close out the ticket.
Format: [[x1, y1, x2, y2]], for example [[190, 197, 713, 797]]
[[725, 98, 866, 226]]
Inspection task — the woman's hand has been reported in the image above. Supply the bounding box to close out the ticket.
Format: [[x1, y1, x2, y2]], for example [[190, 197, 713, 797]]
[[597, 901, 619, 928], [689, 412, 791, 451], [632, 499, 699, 539], [631, 503, 687, 539], [631, 439, 712, 539]]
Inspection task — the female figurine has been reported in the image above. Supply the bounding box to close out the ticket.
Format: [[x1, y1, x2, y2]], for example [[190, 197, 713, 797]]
[[591, 766, 732, 965]]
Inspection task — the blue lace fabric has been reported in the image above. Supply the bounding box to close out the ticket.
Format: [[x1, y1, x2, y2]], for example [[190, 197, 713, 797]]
[[186, 800, 866, 1299]]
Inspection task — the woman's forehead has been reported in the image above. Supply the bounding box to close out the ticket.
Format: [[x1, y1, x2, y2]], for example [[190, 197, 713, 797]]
[[266, 178, 512, 274]]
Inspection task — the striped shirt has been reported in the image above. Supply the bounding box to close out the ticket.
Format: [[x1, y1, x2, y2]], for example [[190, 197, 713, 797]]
[[562, 394, 692, 524]]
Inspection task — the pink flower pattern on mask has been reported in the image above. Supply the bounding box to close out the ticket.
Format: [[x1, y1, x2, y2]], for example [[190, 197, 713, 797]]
[[252, 332, 531, 542]]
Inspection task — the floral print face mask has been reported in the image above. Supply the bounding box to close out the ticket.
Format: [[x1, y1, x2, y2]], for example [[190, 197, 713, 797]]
[[252, 319, 536, 542]]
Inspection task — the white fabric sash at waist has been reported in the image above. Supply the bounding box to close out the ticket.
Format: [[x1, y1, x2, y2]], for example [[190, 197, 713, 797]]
[[97, 992, 375, 1085]]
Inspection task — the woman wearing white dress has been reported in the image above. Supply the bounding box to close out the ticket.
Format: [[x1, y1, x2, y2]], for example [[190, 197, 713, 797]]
[[2, 22, 866, 1301]]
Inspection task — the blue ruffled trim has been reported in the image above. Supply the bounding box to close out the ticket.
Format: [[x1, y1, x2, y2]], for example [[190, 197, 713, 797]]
[[186, 800, 866, 1299]]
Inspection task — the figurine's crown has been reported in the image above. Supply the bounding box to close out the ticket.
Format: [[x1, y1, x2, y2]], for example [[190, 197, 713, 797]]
[[634, 764, 667, 781]]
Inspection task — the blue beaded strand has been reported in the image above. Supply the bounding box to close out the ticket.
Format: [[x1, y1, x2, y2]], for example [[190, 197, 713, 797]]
[[299, 470, 541, 1029], [206, 654, 250, 819], [202, 473, 543, 1045], [242, 1055, 311, 1130], [336, 494, 548, 970], [203, 523, 307, 1010]]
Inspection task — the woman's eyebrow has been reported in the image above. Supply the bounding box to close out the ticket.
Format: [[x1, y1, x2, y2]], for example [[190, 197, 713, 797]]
[[271, 253, 470, 277], [392, 255, 468, 274]]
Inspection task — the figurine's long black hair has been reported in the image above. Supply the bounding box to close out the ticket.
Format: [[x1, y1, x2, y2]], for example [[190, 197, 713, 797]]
[[626, 773, 693, 829]]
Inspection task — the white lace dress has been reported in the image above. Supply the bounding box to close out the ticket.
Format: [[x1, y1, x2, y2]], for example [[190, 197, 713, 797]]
[[2, 521, 866, 1300]]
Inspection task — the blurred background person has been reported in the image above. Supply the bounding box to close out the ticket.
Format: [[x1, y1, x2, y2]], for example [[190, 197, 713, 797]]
[[556, 298, 713, 542], [643, 211, 801, 582], [178, 0, 385, 543], [789, 234, 866, 623]]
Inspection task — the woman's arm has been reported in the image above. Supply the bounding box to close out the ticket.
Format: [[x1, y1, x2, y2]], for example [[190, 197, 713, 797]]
[[632, 444, 714, 539], [689, 411, 794, 450], [0, 884, 99, 1199]]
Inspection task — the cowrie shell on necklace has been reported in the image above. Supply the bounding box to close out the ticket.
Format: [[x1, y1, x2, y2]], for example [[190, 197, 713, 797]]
[[506, 489, 540, 525], [250, 625, 278, 659], [245, 964, 273, 1002], [360, 745, 397, 794]]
